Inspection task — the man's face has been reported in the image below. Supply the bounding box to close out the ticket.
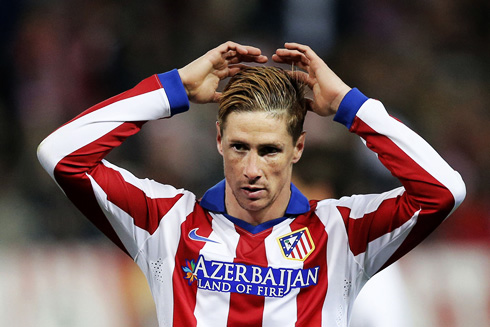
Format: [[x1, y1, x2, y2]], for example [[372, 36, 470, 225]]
[[217, 111, 305, 223]]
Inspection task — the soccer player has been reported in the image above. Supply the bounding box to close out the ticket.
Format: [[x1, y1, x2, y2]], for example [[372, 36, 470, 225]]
[[37, 41, 466, 326]]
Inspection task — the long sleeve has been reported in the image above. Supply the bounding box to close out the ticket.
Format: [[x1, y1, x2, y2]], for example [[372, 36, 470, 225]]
[[37, 70, 191, 257], [333, 88, 466, 276]]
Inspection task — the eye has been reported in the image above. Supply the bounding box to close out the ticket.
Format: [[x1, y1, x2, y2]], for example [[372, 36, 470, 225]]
[[259, 146, 281, 156], [231, 143, 248, 152]]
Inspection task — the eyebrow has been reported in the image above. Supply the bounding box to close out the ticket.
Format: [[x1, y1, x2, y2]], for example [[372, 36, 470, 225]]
[[228, 139, 284, 147], [259, 143, 284, 149]]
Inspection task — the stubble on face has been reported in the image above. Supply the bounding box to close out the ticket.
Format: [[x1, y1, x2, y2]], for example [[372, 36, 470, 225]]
[[217, 111, 304, 225]]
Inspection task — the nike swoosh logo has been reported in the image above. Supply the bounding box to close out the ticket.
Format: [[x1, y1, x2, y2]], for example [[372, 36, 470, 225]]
[[188, 228, 220, 244]]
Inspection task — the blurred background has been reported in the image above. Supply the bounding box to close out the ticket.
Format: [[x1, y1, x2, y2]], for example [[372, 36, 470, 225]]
[[0, 0, 488, 326]]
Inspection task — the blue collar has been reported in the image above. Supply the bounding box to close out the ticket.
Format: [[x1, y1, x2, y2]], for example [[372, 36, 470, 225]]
[[199, 180, 310, 234]]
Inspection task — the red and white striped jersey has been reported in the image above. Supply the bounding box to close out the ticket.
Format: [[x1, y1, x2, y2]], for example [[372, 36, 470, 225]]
[[37, 69, 466, 326]]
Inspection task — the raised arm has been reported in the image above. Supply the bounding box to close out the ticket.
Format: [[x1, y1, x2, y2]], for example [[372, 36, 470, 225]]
[[36, 41, 268, 256], [275, 42, 466, 275], [36, 69, 190, 255]]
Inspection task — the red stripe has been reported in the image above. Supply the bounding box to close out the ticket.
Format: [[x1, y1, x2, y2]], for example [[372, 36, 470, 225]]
[[347, 117, 455, 270], [292, 204, 328, 327], [172, 205, 214, 327], [302, 233, 311, 251], [436, 298, 457, 327], [305, 232, 313, 249], [54, 119, 180, 252], [93, 164, 184, 234], [308, 233, 314, 249], [337, 196, 406, 256], [55, 160, 129, 254], [226, 227, 271, 326], [352, 116, 453, 209], [298, 236, 307, 259]]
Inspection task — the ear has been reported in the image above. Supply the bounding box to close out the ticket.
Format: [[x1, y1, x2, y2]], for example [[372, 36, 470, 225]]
[[292, 132, 306, 164], [216, 121, 224, 156]]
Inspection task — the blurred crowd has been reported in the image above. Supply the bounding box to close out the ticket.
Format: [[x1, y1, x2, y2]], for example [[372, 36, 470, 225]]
[[0, 0, 488, 248]]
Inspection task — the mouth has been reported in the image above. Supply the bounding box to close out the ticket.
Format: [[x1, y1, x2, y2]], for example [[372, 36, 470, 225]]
[[241, 186, 266, 198]]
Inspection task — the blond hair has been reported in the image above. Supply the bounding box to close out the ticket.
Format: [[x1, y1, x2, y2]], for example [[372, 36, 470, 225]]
[[218, 66, 308, 143]]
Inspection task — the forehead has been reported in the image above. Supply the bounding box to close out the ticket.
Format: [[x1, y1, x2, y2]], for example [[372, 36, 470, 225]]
[[222, 111, 292, 143]]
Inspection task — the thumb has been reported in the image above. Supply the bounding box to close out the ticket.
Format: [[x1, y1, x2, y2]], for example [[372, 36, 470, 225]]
[[305, 98, 316, 113], [212, 92, 223, 103]]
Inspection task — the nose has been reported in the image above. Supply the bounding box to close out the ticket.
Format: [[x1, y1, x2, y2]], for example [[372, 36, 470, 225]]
[[244, 152, 261, 182]]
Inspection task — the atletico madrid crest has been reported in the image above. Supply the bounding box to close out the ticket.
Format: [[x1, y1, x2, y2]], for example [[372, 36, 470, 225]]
[[277, 227, 315, 261]]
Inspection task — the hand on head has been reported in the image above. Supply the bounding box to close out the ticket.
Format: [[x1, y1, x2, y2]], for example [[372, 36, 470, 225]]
[[273, 43, 351, 116], [178, 41, 351, 115], [178, 41, 268, 104]]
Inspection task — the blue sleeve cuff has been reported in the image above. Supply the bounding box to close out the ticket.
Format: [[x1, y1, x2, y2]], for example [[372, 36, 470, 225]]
[[333, 88, 369, 129], [157, 69, 189, 116]]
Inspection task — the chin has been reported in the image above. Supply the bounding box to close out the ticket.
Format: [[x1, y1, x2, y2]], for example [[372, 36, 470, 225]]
[[238, 199, 268, 213]]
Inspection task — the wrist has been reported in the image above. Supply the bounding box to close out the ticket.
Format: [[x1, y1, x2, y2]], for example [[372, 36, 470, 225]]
[[330, 85, 352, 113], [177, 68, 191, 97], [333, 88, 369, 129], [157, 69, 190, 116]]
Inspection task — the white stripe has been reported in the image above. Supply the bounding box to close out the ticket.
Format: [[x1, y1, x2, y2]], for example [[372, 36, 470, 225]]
[[101, 160, 185, 199], [86, 166, 192, 257], [87, 174, 148, 258], [144, 191, 196, 327], [262, 222, 303, 326], [315, 202, 362, 327], [194, 214, 239, 327], [356, 209, 420, 276], [37, 88, 170, 180], [357, 99, 466, 208], [87, 170, 196, 327], [301, 234, 312, 253], [297, 238, 307, 259], [339, 187, 405, 220], [292, 247, 300, 259]]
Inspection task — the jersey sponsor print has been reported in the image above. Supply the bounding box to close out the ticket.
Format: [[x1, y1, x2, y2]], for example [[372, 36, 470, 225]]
[[180, 227, 319, 298]]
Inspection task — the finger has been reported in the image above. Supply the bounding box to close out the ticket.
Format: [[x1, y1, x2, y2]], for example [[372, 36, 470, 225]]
[[222, 50, 238, 60], [274, 48, 308, 60], [272, 53, 310, 72], [284, 42, 314, 55], [305, 98, 316, 112], [228, 54, 268, 65], [213, 42, 245, 64], [283, 42, 322, 62], [216, 41, 241, 53], [219, 41, 264, 58], [287, 70, 317, 94], [212, 91, 222, 103], [288, 70, 311, 84], [273, 50, 310, 66], [271, 53, 289, 65], [284, 42, 309, 51], [213, 64, 250, 81], [226, 41, 268, 62], [236, 44, 263, 57], [227, 64, 251, 76]]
